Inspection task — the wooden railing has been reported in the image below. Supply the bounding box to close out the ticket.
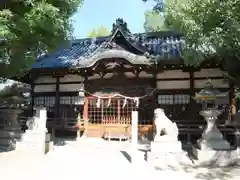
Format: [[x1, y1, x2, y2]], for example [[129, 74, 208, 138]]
[[102, 116, 131, 124]]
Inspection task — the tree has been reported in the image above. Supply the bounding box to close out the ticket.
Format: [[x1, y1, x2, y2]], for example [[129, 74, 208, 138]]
[[144, 0, 240, 83], [0, 0, 83, 80], [87, 25, 110, 38], [144, 10, 168, 32], [143, 0, 171, 32], [164, 0, 240, 82], [142, 0, 165, 12]]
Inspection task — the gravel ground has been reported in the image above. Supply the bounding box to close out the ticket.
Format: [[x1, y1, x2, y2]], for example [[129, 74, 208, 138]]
[[0, 138, 239, 180]]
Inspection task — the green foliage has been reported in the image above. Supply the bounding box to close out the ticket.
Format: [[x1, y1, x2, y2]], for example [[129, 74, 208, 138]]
[[145, 0, 240, 83], [165, 0, 240, 65], [144, 10, 168, 32], [0, 0, 83, 80], [87, 25, 110, 38]]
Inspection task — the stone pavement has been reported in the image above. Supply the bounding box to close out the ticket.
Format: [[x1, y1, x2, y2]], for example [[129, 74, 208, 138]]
[[0, 138, 240, 180]]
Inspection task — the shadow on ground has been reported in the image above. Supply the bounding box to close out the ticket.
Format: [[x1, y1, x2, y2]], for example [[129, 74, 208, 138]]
[[121, 144, 240, 180], [120, 150, 132, 163]]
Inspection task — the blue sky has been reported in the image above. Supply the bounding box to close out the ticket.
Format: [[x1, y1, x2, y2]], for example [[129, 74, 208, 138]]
[[71, 0, 155, 38]]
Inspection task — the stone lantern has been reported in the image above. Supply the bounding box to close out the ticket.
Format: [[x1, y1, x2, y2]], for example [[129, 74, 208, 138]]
[[192, 80, 239, 166], [193, 80, 230, 150], [0, 96, 26, 150]]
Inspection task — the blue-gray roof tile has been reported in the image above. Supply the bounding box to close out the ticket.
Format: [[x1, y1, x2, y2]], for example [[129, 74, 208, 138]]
[[32, 31, 184, 69]]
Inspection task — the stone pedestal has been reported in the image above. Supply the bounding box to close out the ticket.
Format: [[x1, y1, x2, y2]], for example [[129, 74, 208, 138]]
[[148, 140, 191, 169], [197, 138, 230, 150], [197, 115, 230, 150], [192, 147, 238, 166], [193, 111, 234, 166], [151, 141, 182, 153], [15, 107, 49, 155], [16, 131, 51, 155]]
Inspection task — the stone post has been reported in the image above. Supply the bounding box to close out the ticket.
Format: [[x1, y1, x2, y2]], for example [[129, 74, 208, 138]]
[[81, 119, 88, 138], [131, 110, 138, 164], [235, 129, 240, 156], [34, 107, 47, 155], [76, 130, 81, 141], [35, 107, 47, 132], [76, 113, 81, 141]]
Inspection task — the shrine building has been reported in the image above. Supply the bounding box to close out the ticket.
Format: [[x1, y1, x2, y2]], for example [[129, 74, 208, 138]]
[[18, 19, 234, 142]]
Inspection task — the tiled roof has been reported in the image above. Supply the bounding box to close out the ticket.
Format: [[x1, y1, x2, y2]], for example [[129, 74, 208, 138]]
[[32, 31, 184, 69]]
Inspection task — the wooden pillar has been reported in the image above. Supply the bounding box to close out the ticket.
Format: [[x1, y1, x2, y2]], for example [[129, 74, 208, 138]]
[[151, 69, 158, 140], [117, 99, 120, 122], [153, 69, 158, 109], [189, 71, 195, 98], [131, 110, 139, 164], [83, 73, 89, 137], [227, 82, 235, 125], [52, 76, 60, 140], [83, 73, 88, 120], [187, 70, 195, 144], [30, 83, 35, 117], [189, 70, 196, 119]]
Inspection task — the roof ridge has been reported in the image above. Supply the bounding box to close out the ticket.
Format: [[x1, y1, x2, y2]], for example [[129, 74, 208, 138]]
[[71, 31, 183, 43]]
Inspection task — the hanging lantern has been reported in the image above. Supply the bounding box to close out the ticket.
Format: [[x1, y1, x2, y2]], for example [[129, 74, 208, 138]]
[[107, 98, 111, 107], [134, 97, 139, 108], [96, 97, 101, 108], [122, 98, 127, 108]]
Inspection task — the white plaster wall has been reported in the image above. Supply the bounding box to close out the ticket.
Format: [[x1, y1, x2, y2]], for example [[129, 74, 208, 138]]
[[194, 68, 223, 77], [156, 80, 190, 89], [34, 76, 56, 83], [156, 70, 190, 79], [34, 75, 85, 92], [34, 85, 56, 92], [194, 79, 229, 88], [60, 75, 84, 82], [59, 83, 84, 92]]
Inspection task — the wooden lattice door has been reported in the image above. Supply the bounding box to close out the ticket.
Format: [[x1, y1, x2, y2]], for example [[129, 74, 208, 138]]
[[84, 97, 134, 124]]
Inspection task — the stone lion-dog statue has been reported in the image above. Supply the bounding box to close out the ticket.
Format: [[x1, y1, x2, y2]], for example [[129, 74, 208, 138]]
[[153, 108, 179, 142]]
